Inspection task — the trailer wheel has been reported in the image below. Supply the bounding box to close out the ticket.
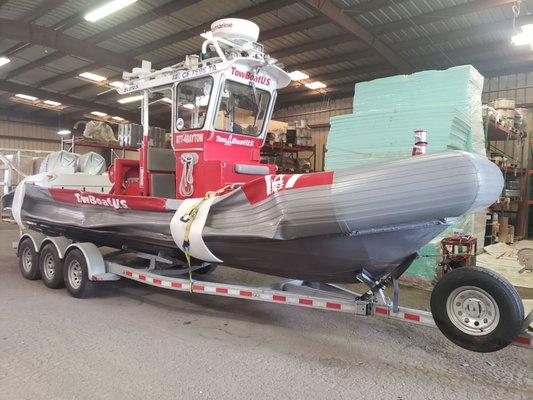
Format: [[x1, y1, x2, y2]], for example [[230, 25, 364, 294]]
[[430, 266, 524, 352], [39, 243, 65, 289], [18, 238, 41, 280], [63, 249, 95, 298], [193, 263, 218, 275]]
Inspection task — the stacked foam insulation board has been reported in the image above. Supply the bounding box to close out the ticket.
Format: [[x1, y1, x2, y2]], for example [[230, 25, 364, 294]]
[[325, 65, 487, 284]]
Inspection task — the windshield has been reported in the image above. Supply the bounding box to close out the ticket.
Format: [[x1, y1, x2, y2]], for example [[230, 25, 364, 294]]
[[175, 76, 213, 131], [215, 80, 271, 136]]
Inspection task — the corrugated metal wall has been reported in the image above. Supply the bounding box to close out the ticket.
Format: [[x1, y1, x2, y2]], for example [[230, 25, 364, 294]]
[[0, 120, 60, 152], [482, 72, 533, 105]]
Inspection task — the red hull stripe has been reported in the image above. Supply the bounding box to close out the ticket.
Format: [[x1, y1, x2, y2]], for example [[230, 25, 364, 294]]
[[273, 294, 286, 302], [240, 290, 253, 297], [216, 287, 228, 294], [299, 298, 313, 306], [48, 188, 169, 212], [241, 171, 334, 205]]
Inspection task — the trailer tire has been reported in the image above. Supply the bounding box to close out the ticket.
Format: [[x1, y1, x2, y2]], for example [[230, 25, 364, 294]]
[[63, 249, 95, 298], [39, 243, 65, 289], [430, 266, 524, 353], [18, 238, 41, 280]]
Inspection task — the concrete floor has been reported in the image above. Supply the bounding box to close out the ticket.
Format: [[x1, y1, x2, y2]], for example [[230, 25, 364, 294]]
[[0, 224, 532, 400]]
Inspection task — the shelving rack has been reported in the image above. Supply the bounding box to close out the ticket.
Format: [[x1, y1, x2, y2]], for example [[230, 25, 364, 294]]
[[61, 136, 137, 163], [261, 142, 317, 173], [484, 116, 528, 243]]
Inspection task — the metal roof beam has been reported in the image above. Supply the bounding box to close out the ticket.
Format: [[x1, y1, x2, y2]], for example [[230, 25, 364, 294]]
[[271, 34, 358, 59], [342, 0, 396, 14], [0, 18, 139, 70], [127, 0, 293, 57], [86, 0, 199, 44], [0, 80, 140, 122], [286, 48, 379, 71], [0, 0, 69, 57], [277, 83, 355, 105], [5, 1, 199, 81], [2, 52, 66, 80], [36, 63, 99, 89], [20, 0, 69, 23], [372, 0, 518, 35], [304, 0, 411, 73], [394, 13, 533, 51]]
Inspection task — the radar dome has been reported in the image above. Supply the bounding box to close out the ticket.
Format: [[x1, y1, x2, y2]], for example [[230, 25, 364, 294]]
[[211, 18, 260, 42]]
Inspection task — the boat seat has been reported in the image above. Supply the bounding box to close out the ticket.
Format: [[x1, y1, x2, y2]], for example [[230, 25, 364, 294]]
[[147, 147, 176, 172], [151, 173, 175, 198]]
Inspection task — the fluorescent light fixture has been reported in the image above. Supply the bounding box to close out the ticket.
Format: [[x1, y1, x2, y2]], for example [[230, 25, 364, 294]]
[[110, 81, 125, 88], [84, 0, 138, 22], [182, 103, 194, 110], [0, 57, 10, 67], [57, 130, 71, 135], [305, 81, 327, 90], [161, 97, 172, 104], [511, 24, 533, 46], [79, 72, 107, 82], [91, 111, 108, 117], [118, 94, 143, 104], [112, 116, 125, 121], [288, 70, 309, 81], [43, 100, 61, 106], [15, 93, 38, 101]]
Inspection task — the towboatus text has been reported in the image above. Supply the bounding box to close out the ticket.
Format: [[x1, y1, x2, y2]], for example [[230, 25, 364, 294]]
[[74, 193, 128, 209]]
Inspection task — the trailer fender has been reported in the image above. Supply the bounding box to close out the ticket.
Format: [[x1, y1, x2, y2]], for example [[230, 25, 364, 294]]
[[64, 242, 119, 282], [18, 231, 47, 256], [40, 236, 72, 259]]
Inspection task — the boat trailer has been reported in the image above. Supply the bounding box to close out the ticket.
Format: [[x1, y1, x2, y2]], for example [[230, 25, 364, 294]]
[[15, 230, 533, 351]]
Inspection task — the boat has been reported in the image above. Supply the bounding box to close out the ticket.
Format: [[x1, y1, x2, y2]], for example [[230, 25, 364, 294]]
[[10, 17, 505, 282], [13, 150, 502, 282], [7, 17, 504, 282]]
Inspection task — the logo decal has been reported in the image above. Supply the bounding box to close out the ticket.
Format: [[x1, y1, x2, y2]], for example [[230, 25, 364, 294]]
[[215, 133, 254, 147], [74, 193, 128, 209], [241, 171, 334, 205], [265, 174, 302, 195], [230, 67, 271, 86]]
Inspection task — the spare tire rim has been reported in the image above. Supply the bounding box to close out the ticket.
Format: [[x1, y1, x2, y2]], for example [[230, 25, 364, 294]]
[[22, 247, 32, 272], [43, 253, 55, 279], [446, 286, 500, 336], [68, 260, 82, 290]]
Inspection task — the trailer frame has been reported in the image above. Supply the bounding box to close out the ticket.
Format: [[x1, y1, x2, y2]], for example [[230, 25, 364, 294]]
[[15, 230, 533, 350]]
